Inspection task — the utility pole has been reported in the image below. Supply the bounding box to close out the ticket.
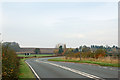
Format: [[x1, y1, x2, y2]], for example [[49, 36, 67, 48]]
[[79, 48, 82, 61]]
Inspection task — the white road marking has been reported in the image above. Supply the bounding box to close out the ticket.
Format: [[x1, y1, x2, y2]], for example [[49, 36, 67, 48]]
[[103, 67, 107, 69], [98, 66, 117, 71], [25, 61, 41, 80], [36, 60, 105, 80], [110, 68, 114, 70]]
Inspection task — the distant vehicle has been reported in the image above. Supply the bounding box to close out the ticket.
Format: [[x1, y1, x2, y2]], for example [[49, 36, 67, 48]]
[[25, 53, 31, 56]]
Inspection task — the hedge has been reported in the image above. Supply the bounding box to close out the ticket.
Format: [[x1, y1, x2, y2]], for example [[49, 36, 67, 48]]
[[2, 45, 19, 79]]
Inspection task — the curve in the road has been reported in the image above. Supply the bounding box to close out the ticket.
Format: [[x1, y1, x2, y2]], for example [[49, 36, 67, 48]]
[[25, 57, 118, 80]]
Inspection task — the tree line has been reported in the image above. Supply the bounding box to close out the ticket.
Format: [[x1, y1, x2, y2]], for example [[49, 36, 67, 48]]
[[54, 45, 119, 60]]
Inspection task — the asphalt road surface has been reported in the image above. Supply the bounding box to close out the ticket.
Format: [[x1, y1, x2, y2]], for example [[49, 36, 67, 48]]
[[25, 57, 119, 80]]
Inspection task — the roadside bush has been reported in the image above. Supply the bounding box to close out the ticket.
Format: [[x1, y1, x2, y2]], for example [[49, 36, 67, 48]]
[[64, 49, 106, 59], [64, 48, 73, 56], [94, 49, 106, 59], [73, 52, 80, 58], [2, 44, 19, 79]]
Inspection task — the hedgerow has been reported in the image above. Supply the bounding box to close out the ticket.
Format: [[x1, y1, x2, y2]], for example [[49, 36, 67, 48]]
[[2, 44, 19, 79]]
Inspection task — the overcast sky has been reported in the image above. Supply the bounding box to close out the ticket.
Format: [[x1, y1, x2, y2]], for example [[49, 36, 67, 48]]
[[1, 1, 118, 48]]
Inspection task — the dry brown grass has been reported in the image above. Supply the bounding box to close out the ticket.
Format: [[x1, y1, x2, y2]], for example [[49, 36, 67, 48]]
[[62, 56, 118, 64]]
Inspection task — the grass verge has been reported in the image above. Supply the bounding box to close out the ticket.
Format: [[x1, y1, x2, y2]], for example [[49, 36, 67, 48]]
[[48, 58, 120, 67], [18, 58, 35, 79]]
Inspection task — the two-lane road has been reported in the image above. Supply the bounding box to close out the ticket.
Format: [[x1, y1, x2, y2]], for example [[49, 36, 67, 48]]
[[26, 57, 119, 80]]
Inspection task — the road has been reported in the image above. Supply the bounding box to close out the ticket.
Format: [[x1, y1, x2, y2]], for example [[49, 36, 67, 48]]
[[25, 57, 119, 80]]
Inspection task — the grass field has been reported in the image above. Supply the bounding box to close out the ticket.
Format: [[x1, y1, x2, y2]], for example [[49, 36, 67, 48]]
[[17, 54, 54, 57], [48, 57, 120, 67], [18, 58, 35, 79]]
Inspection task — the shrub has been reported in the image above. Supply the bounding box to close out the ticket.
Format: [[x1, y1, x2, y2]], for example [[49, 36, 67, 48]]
[[53, 49, 59, 55], [94, 49, 106, 59], [2, 44, 19, 79]]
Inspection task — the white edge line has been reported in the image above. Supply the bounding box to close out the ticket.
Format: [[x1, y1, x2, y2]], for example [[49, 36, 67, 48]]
[[25, 61, 41, 80]]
